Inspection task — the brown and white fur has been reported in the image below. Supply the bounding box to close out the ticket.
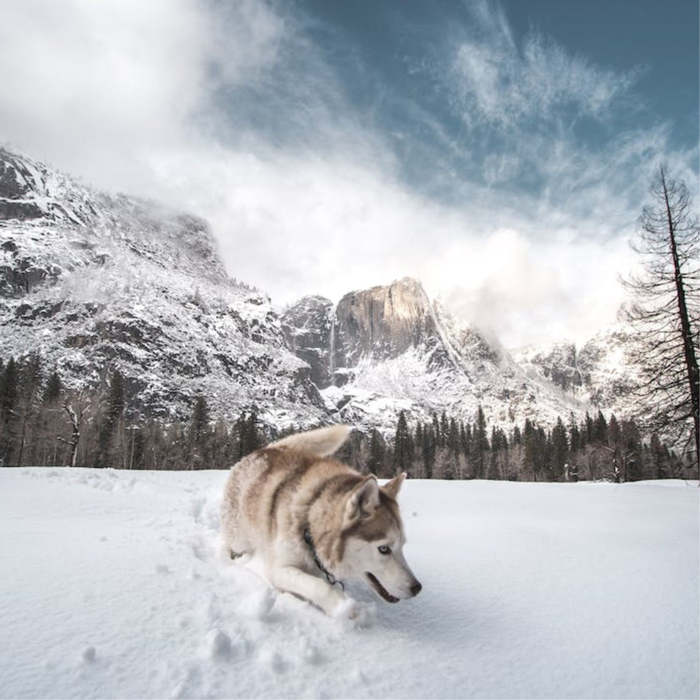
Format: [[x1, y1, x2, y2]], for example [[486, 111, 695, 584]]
[[220, 425, 422, 616]]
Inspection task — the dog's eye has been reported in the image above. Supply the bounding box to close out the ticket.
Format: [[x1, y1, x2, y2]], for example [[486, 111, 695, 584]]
[[378, 545, 391, 555]]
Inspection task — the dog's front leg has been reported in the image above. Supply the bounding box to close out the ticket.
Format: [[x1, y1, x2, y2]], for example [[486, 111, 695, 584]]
[[269, 565, 348, 616]]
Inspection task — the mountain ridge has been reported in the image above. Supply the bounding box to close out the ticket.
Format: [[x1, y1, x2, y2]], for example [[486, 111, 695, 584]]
[[1, 147, 642, 433]]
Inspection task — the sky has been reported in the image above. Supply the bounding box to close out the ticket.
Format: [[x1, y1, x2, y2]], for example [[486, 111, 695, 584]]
[[0, 0, 698, 346]]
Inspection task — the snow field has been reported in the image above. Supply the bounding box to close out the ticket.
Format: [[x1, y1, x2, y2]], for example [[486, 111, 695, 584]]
[[0, 468, 697, 698]]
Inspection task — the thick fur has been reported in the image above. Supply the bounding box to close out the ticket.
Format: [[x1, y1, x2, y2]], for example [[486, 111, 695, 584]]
[[220, 425, 421, 616]]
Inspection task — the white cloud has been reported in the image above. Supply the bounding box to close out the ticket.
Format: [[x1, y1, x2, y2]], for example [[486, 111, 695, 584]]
[[0, 0, 694, 348], [451, 0, 638, 129], [0, 0, 284, 190]]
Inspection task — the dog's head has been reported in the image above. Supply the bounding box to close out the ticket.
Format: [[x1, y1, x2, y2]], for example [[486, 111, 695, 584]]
[[336, 473, 422, 603]]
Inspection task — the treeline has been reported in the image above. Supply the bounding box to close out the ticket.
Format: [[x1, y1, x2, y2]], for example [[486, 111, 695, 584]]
[[0, 354, 692, 481], [356, 408, 692, 482], [0, 355, 262, 469]]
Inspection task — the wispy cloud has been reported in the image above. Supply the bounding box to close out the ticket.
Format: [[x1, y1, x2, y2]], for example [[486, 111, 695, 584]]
[[450, 1, 639, 130], [0, 0, 695, 347]]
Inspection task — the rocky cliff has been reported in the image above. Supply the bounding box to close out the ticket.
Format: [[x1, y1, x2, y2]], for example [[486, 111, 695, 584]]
[[283, 277, 597, 433], [0, 147, 326, 427], [1, 146, 645, 436]]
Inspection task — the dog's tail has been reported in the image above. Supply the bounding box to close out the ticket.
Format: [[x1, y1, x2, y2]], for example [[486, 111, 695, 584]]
[[269, 425, 352, 457]]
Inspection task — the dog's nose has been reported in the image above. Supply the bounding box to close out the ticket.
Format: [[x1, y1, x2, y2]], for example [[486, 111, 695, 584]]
[[410, 580, 422, 597]]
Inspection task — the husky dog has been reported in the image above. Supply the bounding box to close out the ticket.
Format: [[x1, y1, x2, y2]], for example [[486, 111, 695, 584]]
[[220, 425, 422, 616]]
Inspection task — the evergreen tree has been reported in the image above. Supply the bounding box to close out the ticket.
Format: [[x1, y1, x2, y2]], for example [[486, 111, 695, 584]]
[[593, 411, 608, 444], [414, 424, 424, 477], [512, 424, 522, 446], [523, 419, 537, 481], [550, 417, 569, 481], [568, 412, 580, 452], [244, 411, 261, 455], [650, 433, 668, 479], [584, 412, 594, 445], [98, 370, 126, 467], [0, 357, 19, 464], [15, 354, 43, 466], [422, 423, 435, 479], [444, 417, 459, 479], [393, 411, 411, 474], [188, 395, 211, 468], [470, 405, 488, 478], [368, 428, 386, 476], [608, 414, 621, 446], [43, 371, 62, 404], [439, 411, 449, 449]]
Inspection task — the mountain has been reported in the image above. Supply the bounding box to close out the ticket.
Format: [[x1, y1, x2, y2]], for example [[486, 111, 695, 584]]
[[1, 146, 643, 436], [0, 147, 326, 427], [281, 278, 594, 434], [512, 326, 643, 421]]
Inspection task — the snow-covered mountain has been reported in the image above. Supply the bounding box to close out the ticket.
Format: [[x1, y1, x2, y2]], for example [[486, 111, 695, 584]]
[[281, 278, 596, 433], [0, 147, 325, 427], [1, 147, 644, 433], [512, 326, 643, 421]]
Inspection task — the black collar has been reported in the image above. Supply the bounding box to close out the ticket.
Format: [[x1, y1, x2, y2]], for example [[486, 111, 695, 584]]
[[303, 527, 344, 589]]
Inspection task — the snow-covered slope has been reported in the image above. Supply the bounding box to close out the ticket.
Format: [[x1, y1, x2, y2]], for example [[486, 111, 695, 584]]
[[1, 146, 645, 432], [513, 325, 644, 420], [0, 147, 325, 426], [283, 278, 591, 434], [0, 468, 697, 699]]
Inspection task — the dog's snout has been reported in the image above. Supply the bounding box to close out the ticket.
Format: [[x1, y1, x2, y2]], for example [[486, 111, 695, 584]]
[[410, 580, 422, 597]]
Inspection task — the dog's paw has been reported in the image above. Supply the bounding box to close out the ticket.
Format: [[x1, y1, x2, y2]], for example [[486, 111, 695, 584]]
[[332, 598, 375, 628]]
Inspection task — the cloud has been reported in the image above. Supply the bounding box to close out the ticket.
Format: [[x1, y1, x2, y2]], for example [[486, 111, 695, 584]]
[[0, 0, 695, 348], [450, 0, 639, 130], [0, 0, 285, 190]]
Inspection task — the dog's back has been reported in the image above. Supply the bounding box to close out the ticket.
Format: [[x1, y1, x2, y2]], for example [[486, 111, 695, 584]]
[[220, 425, 353, 558]]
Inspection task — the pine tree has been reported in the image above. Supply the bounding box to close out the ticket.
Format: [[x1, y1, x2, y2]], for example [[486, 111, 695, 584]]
[[550, 417, 569, 481], [593, 411, 608, 444], [240, 411, 261, 457], [650, 433, 668, 479], [43, 371, 62, 404], [470, 405, 488, 478], [608, 414, 621, 447], [98, 370, 126, 467], [422, 423, 435, 479], [414, 424, 424, 477], [393, 411, 411, 474], [188, 395, 211, 468], [568, 412, 580, 452], [368, 428, 386, 476], [0, 357, 19, 464], [15, 354, 43, 467], [439, 412, 449, 449], [443, 417, 459, 479]]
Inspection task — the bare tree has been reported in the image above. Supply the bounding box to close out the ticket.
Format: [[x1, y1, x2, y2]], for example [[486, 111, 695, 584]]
[[58, 395, 90, 468], [622, 166, 700, 478]]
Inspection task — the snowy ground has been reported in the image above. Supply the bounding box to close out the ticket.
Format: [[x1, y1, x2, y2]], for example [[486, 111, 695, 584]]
[[0, 469, 697, 699]]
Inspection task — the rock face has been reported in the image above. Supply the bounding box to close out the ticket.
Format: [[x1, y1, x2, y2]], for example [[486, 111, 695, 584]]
[[514, 342, 583, 392], [280, 295, 333, 387], [0, 148, 325, 427], [513, 328, 643, 420], [333, 277, 439, 367], [283, 277, 599, 433], [1, 146, 646, 436]]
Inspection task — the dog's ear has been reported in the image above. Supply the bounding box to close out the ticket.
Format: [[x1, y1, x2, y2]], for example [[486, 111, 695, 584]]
[[381, 472, 406, 499], [344, 475, 380, 527]]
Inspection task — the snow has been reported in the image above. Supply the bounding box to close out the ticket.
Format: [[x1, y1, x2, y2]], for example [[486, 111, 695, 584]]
[[0, 468, 697, 699]]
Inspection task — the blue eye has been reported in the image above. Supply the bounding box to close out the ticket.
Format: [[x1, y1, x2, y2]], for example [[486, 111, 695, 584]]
[[378, 545, 391, 555]]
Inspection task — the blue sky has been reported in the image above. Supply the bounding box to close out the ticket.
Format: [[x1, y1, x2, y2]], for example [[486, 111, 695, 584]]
[[1, 0, 698, 344]]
